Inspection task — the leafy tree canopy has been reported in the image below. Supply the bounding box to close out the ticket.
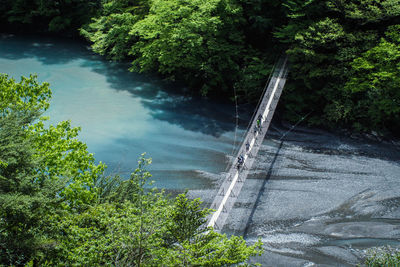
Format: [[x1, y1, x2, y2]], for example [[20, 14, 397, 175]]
[[276, 0, 400, 134], [0, 73, 262, 266], [0, 74, 105, 264], [0, 0, 101, 33], [344, 25, 400, 132], [2, 0, 400, 135]]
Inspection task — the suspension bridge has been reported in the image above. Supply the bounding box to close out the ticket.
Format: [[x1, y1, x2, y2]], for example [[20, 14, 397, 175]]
[[208, 56, 289, 230]]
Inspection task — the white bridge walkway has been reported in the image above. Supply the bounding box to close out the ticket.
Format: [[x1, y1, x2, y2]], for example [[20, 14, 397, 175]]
[[208, 57, 289, 230]]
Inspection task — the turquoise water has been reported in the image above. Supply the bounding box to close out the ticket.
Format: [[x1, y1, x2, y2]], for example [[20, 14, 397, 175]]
[[0, 34, 243, 189]]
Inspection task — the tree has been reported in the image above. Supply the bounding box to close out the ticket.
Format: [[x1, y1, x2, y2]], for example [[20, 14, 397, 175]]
[[165, 193, 210, 244], [0, 74, 106, 211], [274, 0, 400, 134], [80, 0, 150, 60], [344, 25, 400, 132], [28, 120, 106, 210], [159, 193, 263, 266], [0, 0, 101, 33], [0, 74, 105, 264], [2, 0, 400, 135], [42, 156, 263, 266], [1, 73, 262, 265], [129, 0, 245, 95], [82, 0, 248, 96], [0, 107, 62, 266], [0, 74, 51, 114]]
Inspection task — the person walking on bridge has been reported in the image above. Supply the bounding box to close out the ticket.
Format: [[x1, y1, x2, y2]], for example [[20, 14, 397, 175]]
[[257, 114, 263, 128], [237, 154, 244, 170], [254, 126, 258, 136]]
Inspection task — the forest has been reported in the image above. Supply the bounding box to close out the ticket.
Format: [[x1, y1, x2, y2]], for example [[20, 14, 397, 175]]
[[1, 0, 400, 265], [0, 0, 398, 136]]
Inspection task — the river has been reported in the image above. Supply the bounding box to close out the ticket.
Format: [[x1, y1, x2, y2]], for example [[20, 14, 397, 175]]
[[1, 34, 400, 266], [0, 33, 243, 190]]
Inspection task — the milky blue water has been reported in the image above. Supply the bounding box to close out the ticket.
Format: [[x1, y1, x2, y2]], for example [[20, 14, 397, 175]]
[[0, 34, 244, 189]]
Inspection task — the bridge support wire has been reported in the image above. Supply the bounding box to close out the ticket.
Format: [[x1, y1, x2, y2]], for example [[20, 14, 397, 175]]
[[207, 56, 289, 231]]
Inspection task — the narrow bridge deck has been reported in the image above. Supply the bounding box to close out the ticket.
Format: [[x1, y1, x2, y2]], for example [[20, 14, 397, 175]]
[[208, 57, 289, 230]]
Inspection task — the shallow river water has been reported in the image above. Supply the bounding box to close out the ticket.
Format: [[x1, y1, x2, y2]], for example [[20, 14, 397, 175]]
[[1, 34, 400, 266]]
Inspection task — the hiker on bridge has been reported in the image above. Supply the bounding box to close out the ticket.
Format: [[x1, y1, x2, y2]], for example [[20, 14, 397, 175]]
[[238, 154, 244, 164], [257, 114, 263, 129], [237, 154, 244, 170], [245, 142, 250, 152]]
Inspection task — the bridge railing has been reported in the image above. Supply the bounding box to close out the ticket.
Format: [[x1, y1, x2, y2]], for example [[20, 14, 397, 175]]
[[224, 57, 288, 176], [207, 56, 289, 231]]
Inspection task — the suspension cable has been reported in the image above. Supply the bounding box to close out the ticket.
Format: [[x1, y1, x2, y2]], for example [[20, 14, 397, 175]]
[[233, 57, 280, 159], [277, 111, 313, 141], [230, 85, 239, 157]]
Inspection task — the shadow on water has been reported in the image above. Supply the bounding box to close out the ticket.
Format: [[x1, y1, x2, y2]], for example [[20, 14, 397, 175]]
[[0, 33, 240, 137], [0, 33, 92, 65], [86, 60, 239, 137]]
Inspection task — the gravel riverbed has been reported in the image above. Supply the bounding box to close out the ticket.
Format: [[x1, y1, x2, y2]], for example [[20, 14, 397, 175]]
[[189, 122, 400, 266]]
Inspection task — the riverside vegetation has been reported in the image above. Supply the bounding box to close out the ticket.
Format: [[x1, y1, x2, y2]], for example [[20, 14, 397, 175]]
[[1, 0, 399, 265], [0, 0, 399, 135], [0, 74, 262, 265]]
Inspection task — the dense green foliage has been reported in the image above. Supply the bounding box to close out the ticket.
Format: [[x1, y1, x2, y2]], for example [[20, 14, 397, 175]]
[[0, 74, 106, 264], [1, 0, 399, 134], [344, 25, 400, 132], [0, 0, 100, 33], [365, 246, 400, 266], [0, 111, 61, 265], [81, 0, 255, 96], [0, 74, 262, 265], [277, 0, 400, 133]]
